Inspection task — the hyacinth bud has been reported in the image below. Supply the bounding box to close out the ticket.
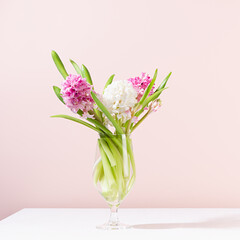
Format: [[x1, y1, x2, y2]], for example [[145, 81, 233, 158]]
[[151, 99, 161, 112]]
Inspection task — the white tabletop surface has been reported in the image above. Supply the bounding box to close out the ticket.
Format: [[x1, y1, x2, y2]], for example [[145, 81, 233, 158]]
[[0, 208, 240, 240]]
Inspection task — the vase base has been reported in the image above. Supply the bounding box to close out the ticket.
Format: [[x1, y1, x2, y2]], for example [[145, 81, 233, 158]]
[[96, 222, 131, 230]]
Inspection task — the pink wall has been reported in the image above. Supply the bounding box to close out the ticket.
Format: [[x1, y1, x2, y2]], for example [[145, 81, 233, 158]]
[[1, 0, 240, 220]]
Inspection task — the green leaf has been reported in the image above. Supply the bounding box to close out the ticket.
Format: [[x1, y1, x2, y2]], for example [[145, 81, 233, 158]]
[[156, 72, 172, 91], [53, 86, 64, 104], [91, 92, 124, 134], [138, 69, 158, 105], [51, 50, 68, 79], [51, 114, 100, 133], [104, 74, 115, 91], [87, 118, 113, 136], [135, 87, 167, 117], [80, 64, 93, 85], [143, 87, 167, 106], [70, 59, 81, 75]]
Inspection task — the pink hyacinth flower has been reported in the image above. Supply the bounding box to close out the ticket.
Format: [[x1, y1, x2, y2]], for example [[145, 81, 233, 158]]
[[60, 74, 94, 118], [128, 73, 155, 102]]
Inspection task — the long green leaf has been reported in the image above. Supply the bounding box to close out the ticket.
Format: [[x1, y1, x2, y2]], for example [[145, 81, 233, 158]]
[[104, 74, 115, 91], [53, 86, 64, 104], [156, 72, 172, 92], [51, 114, 100, 133], [138, 69, 158, 105], [87, 118, 113, 136], [135, 87, 167, 117], [70, 59, 81, 75], [51, 51, 68, 79], [143, 87, 167, 106], [80, 64, 93, 85], [91, 92, 124, 134]]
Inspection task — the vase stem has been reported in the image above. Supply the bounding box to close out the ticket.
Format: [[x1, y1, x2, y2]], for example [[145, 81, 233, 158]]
[[108, 205, 119, 226]]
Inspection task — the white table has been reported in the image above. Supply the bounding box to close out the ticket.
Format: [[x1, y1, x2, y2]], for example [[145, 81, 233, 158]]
[[0, 208, 240, 239]]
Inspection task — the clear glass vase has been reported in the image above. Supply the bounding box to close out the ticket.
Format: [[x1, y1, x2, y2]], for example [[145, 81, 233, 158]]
[[93, 134, 136, 230]]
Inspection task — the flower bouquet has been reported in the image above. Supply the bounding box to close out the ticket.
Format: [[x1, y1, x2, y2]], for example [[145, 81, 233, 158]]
[[51, 51, 171, 229]]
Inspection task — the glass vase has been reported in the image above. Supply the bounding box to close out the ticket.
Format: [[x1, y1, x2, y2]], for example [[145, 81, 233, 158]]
[[93, 134, 136, 230]]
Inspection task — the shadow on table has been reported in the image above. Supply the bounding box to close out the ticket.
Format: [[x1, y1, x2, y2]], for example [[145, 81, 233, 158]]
[[132, 215, 240, 229]]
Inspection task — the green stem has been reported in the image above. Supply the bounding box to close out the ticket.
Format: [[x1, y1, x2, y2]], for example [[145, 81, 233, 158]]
[[126, 138, 136, 192], [87, 119, 113, 136], [91, 110, 102, 123], [131, 109, 151, 132], [105, 138, 124, 192], [121, 134, 130, 178], [99, 139, 117, 167], [125, 119, 132, 135], [98, 140, 116, 188], [93, 160, 103, 185]]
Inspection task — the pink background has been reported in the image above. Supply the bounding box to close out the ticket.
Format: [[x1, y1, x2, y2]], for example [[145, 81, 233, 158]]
[[1, 0, 240, 220]]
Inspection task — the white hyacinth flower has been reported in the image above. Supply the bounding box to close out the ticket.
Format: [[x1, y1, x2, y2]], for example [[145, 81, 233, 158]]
[[102, 80, 138, 124]]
